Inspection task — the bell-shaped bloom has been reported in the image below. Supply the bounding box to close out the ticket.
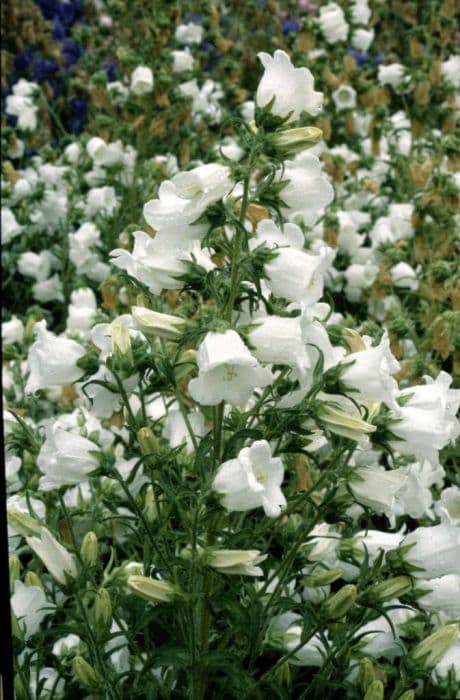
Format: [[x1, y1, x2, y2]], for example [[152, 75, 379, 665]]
[[265, 245, 334, 305], [37, 425, 100, 491], [401, 520, 460, 579], [348, 466, 408, 518], [256, 50, 322, 122], [130, 66, 154, 95], [248, 315, 311, 378], [26, 527, 78, 584], [354, 607, 417, 661], [25, 321, 86, 394], [143, 181, 208, 247], [162, 409, 207, 454], [339, 330, 400, 413], [277, 152, 334, 227], [212, 440, 286, 518], [171, 163, 233, 220], [206, 549, 267, 576], [268, 612, 329, 666], [417, 575, 460, 617], [318, 2, 349, 44], [188, 330, 273, 406], [11, 581, 55, 639]]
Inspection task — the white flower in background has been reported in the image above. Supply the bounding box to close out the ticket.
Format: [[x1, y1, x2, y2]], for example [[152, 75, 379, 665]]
[[353, 529, 405, 565], [107, 80, 129, 103], [354, 607, 416, 661], [318, 3, 349, 44], [417, 575, 460, 617], [2, 316, 24, 345], [66, 288, 97, 339], [13, 177, 33, 200], [393, 460, 444, 521], [63, 142, 81, 163], [351, 28, 374, 52], [37, 424, 100, 490], [268, 612, 329, 666], [401, 520, 460, 579], [30, 668, 65, 699], [441, 55, 460, 89], [212, 440, 286, 518], [378, 63, 406, 89], [248, 315, 311, 378], [17, 250, 55, 280], [207, 549, 267, 576], [350, 0, 371, 24], [162, 409, 207, 454], [6, 454, 22, 492], [435, 486, 460, 524], [264, 243, 333, 306], [256, 50, 323, 122], [171, 163, 233, 220], [172, 49, 194, 72], [32, 274, 65, 303], [130, 66, 154, 95], [11, 581, 55, 640], [86, 137, 124, 167], [339, 330, 400, 412], [349, 467, 408, 519], [219, 137, 244, 162], [5, 86, 38, 130], [277, 152, 334, 227], [25, 321, 86, 394], [390, 262, 419, 290], [344, 261, 379, 302], [85, 185, 117, 217], [26, 527, 78, 584], [175, 22, 203, 45], [189, 330, 273, 406], [432, 640, 460, 683], [179, 78, 223, 124], [52, 634, 81, 657], [331, 85, 357, 111], [1, 207, 22, 244]]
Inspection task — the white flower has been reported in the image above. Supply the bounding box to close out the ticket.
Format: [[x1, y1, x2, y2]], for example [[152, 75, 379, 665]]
[[188, 330, 273, 406], [378, 63, 406, 89], [175, 22, 203, 45], [339, 330, 400, 412], [417, 575, 460, 617], [390, 262, 419, 290], [318, 3, 349, 44], [130, 66, 154, 95], [179, 79, 223, 125], [63, 142, 81, 163], [85, 185, 117, 217], [268, 612, 329, 666], [30, 668, 65, 699], [2, 316, 24, 345], [212, 440, 286, 518], [1, 207, 22, 244], [26, 527, 78, 584], [13, 178, 32, 200], [207, 549, 267, 576], [52, 633, 81, 656], [354, 529, 405, 564], [354, 607, 416, 661], [30, 189, 68, 233], [11, 581, 55, 639], [248, 315, 311, 377], [441, 55, 460, 89], [172, 49, 194, 72], [32, 275, 65, 303], [344, 261, 379, 301], [264, 244, 333, 306], [5, 94, 38, 130], [350, 0, 371, 25], [436, 487, 460, 524], [25, 321, 86, 394], [17, 250, 54, 281], [277, 152, 334, 227], [66, 288, 97, 339], [401, 520, 460, 579], [351, 28, 374, 51], [256, 50, 322, 122], [331, 85, 357, 111], [433, 640, 460, 682], [171, 163, 233, 220], [162, 409, 207, 454], [393, 460, 443, 520], [86, 137, 124, 167], [143, 181, 208, 245], [37, 424, 99, 491]]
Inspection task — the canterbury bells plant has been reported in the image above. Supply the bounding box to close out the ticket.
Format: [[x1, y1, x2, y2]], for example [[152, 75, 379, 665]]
[[4, 29, 460, 700]]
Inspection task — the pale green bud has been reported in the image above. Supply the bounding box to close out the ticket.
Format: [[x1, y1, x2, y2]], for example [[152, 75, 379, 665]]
[[127, 575, 180, 603], [25, 571, 44, 589], [142, 485, 159, 523], [322, 584, 357, 619], [303, 568, 344, 587], [410, 624, 459, 669], [111, 318, 133, 369], [11, 612, 23, 641], [357, 657, 376, 692], [72, 655, 103, 691], [80, 531, 98, 566], [9, 556, 21, 592], [360, 576, 413, 604], [14, 674, 28, 700], [397, 691, 415, 700], [94, 588, 112, 630], [8, 510, 42, 536], [317, 404, 376, 441], [271, 126, 323, 156], [364, 680, 384, 700], [131, 306, 186, 340], [137, 427, 159, 457], [174, 348, 197, 382]]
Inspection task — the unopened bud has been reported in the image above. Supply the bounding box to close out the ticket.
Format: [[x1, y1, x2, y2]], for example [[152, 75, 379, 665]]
[[271, 126, 323, 156], [72, 655, 103, 691], [357, 657, 376, 692], [303, 568, 344, 587], [143, 485, 159, 523], [364, 680, 384, 700], [174, 349, 197, 382], [25, 571, 44, 589], [409, 624, 458, 670], [318, 403, 376, 441], [137, 427, 159, 457], [81, 531, 98, 566], [131, 306, 186, 340], [94, 588, 112, 630], [11, 612, 23, 641], [397, 691, 415, 700], [322, 584, 357, 619], [127, 575, 180, 603], [360, 576, 413, 604], [9, 556, 21, 592], [111, 318, 133, 370], [8, 510, 42, 536], [14, 674, 28, 700]]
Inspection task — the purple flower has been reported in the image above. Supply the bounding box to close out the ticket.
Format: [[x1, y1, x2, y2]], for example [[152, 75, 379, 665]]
[[33, 56, 59, 81], [14, 48, 33, 72], [282, 19, 301, 34], [62, 39, 85, 67]]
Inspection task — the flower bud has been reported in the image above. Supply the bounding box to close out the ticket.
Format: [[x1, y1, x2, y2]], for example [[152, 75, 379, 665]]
[[11, 612, 23, 641], [303, 568, 344, 587], [131, 306, 186, 340], [364, 680, 384, 700], [81, 531, 98, 566], [72, 655, 103, 691], [357, 657, 376, 692], [409, 624, 458, 670], [127, 575, 180, 603], [397, 692, 415, 700], [24, 571, 44, 589], [317, 403, 376, 441], [94, 588, 112, 630], [14, 674, 28, 700], [111, 318, 133, 371], [9, 556, 21, 592], [8, 509, 42, 536], [360, 576, 413, 604], [137, 427, 159, 457], [270, 126, 323, 156], [143, 485, 159, 523], [321, 584, 357, 619]]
